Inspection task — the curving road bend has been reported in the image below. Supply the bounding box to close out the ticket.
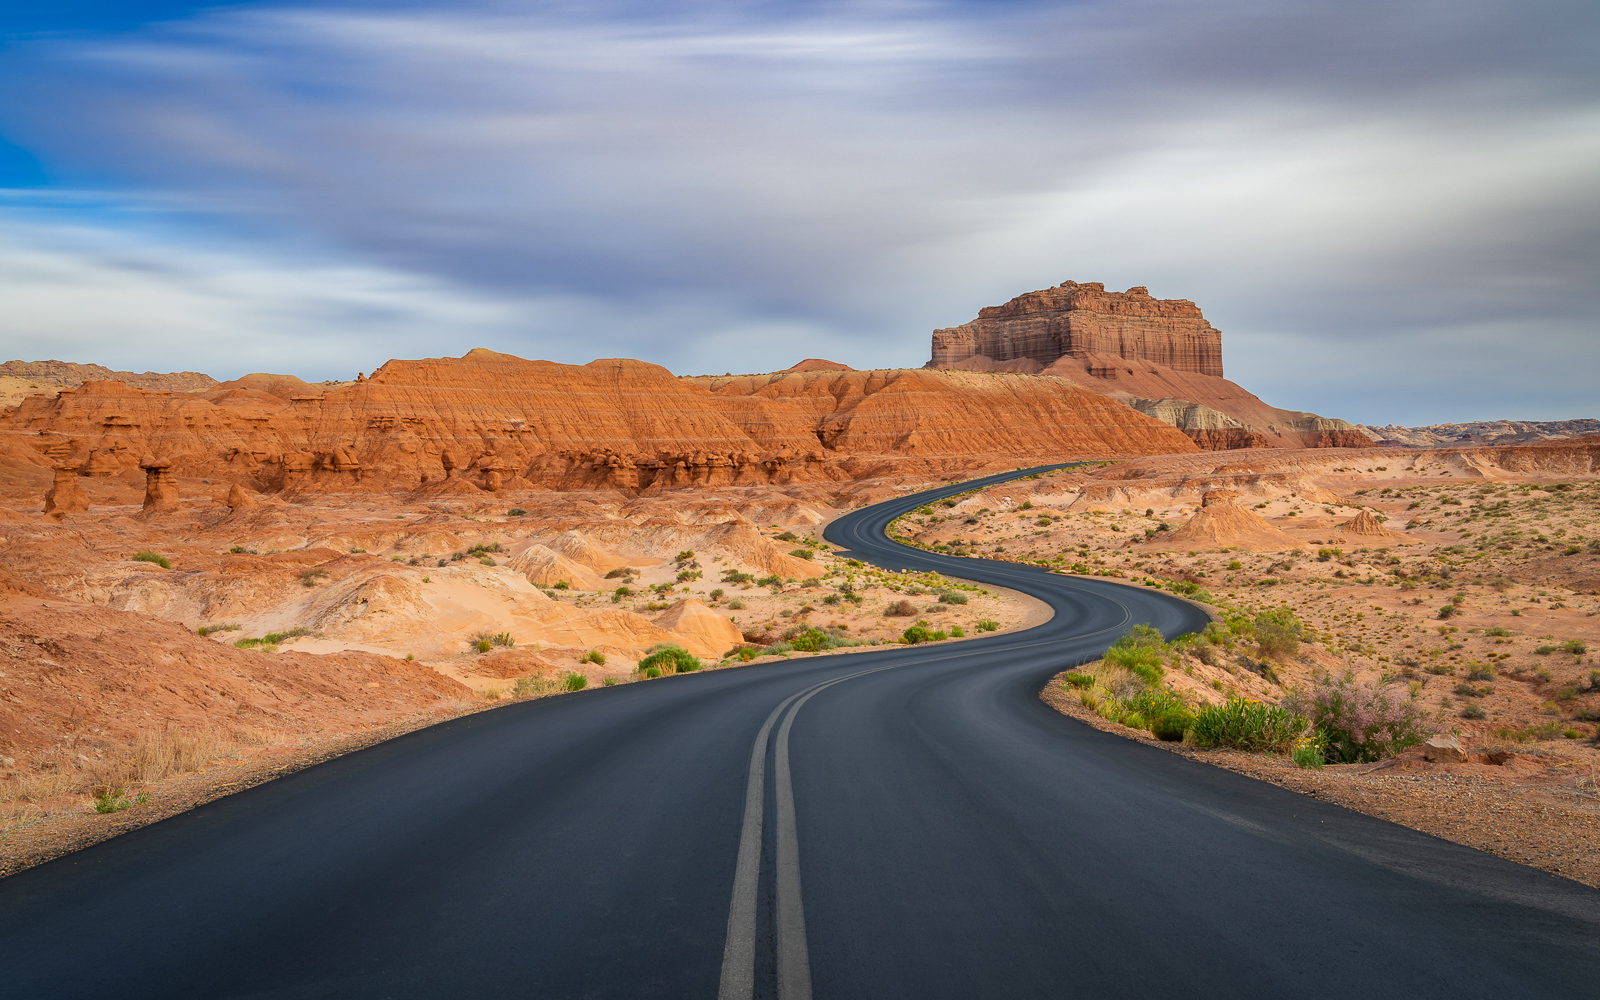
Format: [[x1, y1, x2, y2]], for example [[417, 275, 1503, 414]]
[[2, 466, 1597, 998]]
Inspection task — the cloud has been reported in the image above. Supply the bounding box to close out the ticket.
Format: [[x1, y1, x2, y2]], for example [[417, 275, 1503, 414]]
[[0, 0, 1595, 421]]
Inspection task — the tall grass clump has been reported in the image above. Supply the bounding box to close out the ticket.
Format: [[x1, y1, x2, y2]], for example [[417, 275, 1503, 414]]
[[1102, 624, 1169, 685], [638, 645, 700, 674], [131, 551, 171, 569], [1253, 607, 1305, 660], [1190, 699, 1305, 753], [1283, 671, 1428, 764]]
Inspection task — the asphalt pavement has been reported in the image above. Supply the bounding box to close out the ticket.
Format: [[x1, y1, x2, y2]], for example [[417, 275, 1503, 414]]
[[1, 464, 1596, 999]]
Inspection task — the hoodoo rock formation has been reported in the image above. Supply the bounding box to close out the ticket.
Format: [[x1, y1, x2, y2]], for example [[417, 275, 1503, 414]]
[[928, 281, 1366, 450], [930, 282, 1224, 376], [42, 465, 89, 516]]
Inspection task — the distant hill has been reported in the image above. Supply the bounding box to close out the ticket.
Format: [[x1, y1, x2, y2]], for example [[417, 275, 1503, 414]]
[[1356, 419, 1600, 448], [0, 359, 218, 394]]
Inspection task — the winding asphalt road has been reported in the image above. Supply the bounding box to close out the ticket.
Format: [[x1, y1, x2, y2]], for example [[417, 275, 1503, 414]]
[[2, 465, 1597, 998]]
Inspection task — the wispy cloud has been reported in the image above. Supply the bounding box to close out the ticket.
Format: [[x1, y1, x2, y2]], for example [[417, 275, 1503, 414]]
[[0, 0, 1595, 421]]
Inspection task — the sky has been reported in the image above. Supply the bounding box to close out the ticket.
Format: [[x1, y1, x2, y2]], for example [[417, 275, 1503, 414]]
[[0, 0, 1595, 426]]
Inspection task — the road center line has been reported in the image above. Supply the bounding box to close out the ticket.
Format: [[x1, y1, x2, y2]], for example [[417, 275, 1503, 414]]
[[717, 665, 897, 1000], [718, 688, 805, 1000]]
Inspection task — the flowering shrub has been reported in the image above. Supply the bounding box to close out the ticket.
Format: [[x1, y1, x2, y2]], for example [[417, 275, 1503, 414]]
[[1284, 671, 1428, 763], [1191, 698, 1305, 753]]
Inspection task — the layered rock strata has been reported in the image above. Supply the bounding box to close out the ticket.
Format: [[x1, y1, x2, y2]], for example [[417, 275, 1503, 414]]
[[0, 349, 1197, 500], [930, 282, 1224, 376]]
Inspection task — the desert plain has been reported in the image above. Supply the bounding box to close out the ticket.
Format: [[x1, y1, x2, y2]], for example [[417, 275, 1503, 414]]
[[1, 282, 1597, 884]]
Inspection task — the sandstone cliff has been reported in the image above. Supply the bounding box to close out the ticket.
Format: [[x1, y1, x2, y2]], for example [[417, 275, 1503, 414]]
[[0, 349, 1196, 500], [930, 281, 1224, 376]]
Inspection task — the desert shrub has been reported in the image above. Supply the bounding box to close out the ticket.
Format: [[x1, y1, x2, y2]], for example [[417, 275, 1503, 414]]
[[1562, 639, 1587, 655], [1191, 698, 1305, 753], [720, 570, 754, 584], [563, 673, 588, 692], [1459, 703, 1487, 720], [1437, 604, 1457, 619], [776, 531, 800, 542], [728, 599, 746, 610], [131, 550, 171, 569], [1284, 671, 1428, 763], [606, 567, 636, 580], [976, 619, 999, 632], [300, 567, 329, 587], [1485, 626, 1511, 637], [1149, 709, 1193, 742], [884, 599, 918, 617], [937, 591, 968, 605], [1465, 663, 1495, 681], [674, 550, 695, 562], [1291, 733, 1326, 770], [788, 549, 813, 560], [94, 787, 149, 814], [790, 628, 827, 653], [710, 588, 726, 600], [1496, 721, 1565, 742], [901, 624, 948, 644], [822, 593, 840, 605], [612, 586, 633, 602], [581, 649, 606, 665], [507, 508, 526, 516], [642, 666, 662, 678], [553, 580, 569, 590], [1534, 644, 1558, 655], [639, 645, 700, 674], [1254, 608, 1304, 659], [476, 639, 492, 654], [1064, 672, 1095, 689], [1103, 625, 1168, 685]]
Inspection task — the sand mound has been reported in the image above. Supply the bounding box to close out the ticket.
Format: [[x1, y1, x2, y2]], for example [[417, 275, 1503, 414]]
[[650, 599, 743, 658], [1147, 498, 1307, 552], [780, 359, 852, 372], [1334, 509, 1413, 543]]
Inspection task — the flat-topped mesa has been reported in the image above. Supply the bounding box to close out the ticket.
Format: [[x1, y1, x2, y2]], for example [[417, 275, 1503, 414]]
[[930, 281, 1224, 377]]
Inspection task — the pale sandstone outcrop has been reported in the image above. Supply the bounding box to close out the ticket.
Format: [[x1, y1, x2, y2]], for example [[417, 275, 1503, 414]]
[[649, 598, 743, 658]]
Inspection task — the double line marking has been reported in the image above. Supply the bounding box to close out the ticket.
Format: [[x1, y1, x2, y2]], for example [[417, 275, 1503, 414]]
[[715, 595, 1137, 999], [716, 665, 893, 1000]]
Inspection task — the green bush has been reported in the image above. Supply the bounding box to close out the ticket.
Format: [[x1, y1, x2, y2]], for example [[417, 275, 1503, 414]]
[[476, 639, 492, 653], [642, 666, 662, 678], [1191, 698, 1305, 753], [1535, 645, 1558, 655], [937, 591, 968, 605], [507, 508, 526, 516], [1562, 639, 1587, 655], [300, 567, 329, 587], [789, 549, 813, 560], [1064, 672, 1095, 689], [1103, 625, 1168, 685], [638, 645, 700, 673], [1150, 710, 1193, 742], [950, 625, 965, 638], [132, 551, 171, 569], [976, 619, 999, 632], [1254, 607, 1304, 659], [581, 649, 606, 665], [563, 672, 588, 692], [901, 624, 948, 644], [790, 628, 827, 652]]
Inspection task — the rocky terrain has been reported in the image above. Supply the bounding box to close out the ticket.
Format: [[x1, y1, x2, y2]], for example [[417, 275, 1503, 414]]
[[1, 280, 1595, 882], [882, 439, 1600, 884], [1358, 418, 1600, 448]]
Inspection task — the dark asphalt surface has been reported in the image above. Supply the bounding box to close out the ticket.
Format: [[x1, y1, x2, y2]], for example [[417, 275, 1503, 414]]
[[2, 465, 1597, 999]]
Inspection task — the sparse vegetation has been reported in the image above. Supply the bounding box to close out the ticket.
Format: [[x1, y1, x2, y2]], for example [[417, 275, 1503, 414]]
[[131, 551, 170, 569]]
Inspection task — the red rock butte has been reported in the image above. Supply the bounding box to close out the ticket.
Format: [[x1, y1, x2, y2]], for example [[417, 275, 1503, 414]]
[[930, 281, 1224, 376]]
